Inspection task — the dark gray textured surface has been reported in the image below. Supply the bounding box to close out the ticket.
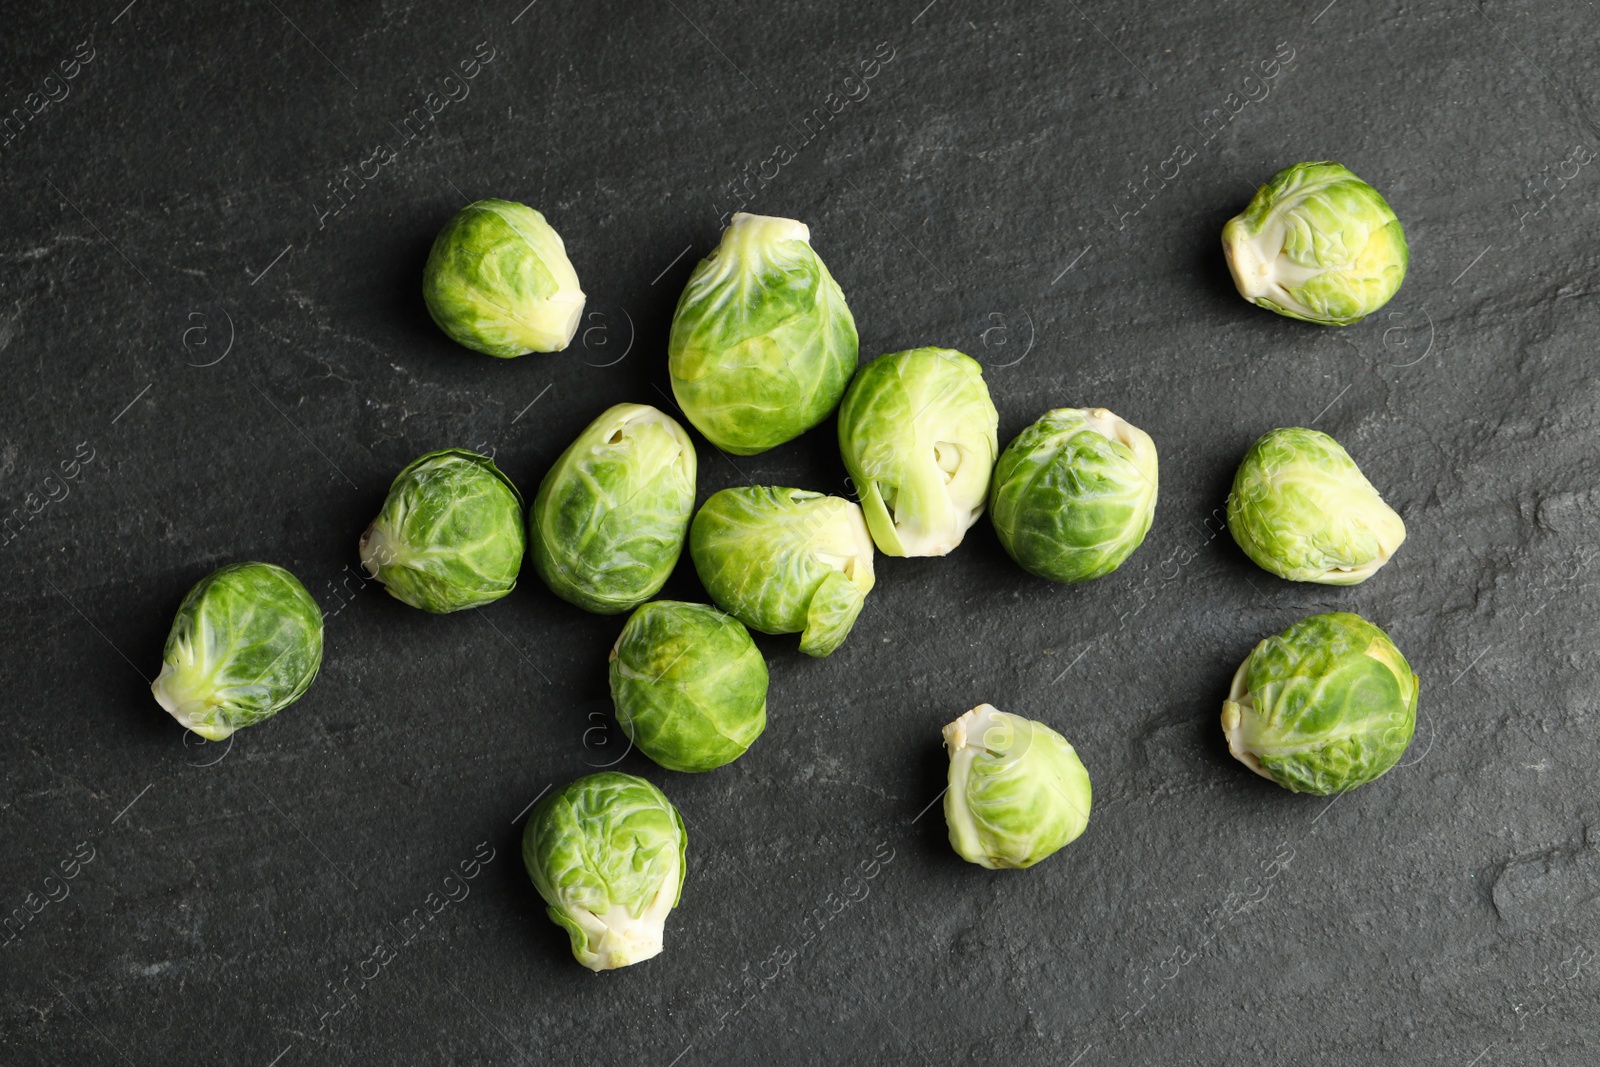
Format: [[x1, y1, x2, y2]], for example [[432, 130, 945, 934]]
[[4, 1, 1598, 1063]]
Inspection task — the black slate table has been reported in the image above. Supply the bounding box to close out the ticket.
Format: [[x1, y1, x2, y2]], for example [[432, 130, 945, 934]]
[[4, 2, 1598, 1064]]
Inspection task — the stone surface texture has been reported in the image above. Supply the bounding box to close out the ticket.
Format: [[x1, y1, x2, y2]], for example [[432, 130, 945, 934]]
[[2, 1, 1597, 1064]]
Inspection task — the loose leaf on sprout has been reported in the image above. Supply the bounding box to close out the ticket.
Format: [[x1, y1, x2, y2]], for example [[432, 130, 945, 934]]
[[689, 486, 875, 658], [837, 347, 998, 557]]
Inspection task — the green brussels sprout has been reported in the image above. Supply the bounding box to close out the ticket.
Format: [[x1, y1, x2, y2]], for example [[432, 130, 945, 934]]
[[609, 601, 768, 772], [530, 404, 697, 615], [1222, 612, 1418, 795], [151, 562, 324, 740], [1227, 427, 1405, 585], [943, 704, 1091, 870], [990, 407, 1159, 583], [422, 198, 586, 357], [837, 347, 999, 557], [522, 772, 687, 971], [360, 448, 526, 613], [1222, 161, 1408, 326], [689, 486, 875, 657], [668, 213, 858, 455]]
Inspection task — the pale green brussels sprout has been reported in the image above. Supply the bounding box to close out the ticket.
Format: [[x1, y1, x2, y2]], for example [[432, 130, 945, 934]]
[[522, 772, 687, 971], [360, 449, 526, 613], [422, 198, 586, 357], [990, 407, 1159, 583], [530, 404, 697, 615], [1227, 427, 1405, 585], [689, 486, 875, 657], [943, 704, 1091, 870], [609, 601, 767, 772], [1222, 161, 1408, 326], [668, 213, 858, 455], [837, 347, 999, 557], [151, 562, 323, 740], [1222, 612, 1418, 795]]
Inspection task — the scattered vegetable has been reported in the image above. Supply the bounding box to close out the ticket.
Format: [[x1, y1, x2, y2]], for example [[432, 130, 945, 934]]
[[530, 404, 697, 615], [837, 347, 999, 557], [1222, 161, 1407, 325], [1222, 612, 1418, 795], [360, 448, 526, 613], [522, 772, 687, 971], [151, 562, 324, 740], [689, 486, 875, 657], [990, 407, 1159, 583], [943, 704, 1092, 869], [609, 601, 767, 772], [668, 212, 858, 455], [1227, 427, 1405, 585], [423, 198, 586, 356]]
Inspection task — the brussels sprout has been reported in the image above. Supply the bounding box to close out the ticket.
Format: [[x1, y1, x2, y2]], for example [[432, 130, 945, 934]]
[[609, 601, 768, 772], [837, 347, 999, 557], [360, 448, 526, 613], [151, 562, 324, 740], [943, 704, 1091, 870], [689, 486, 875, 657], [668, 213, 858, 455], [1222, 612, 1418, 795], [1227, 427, 1405, 585], [422, 199, 586, 357], [990, 407, 1158, 583], [1222, 161, 1408, 326], [522, 772, 687, 971], [530, 405, 697, 615]]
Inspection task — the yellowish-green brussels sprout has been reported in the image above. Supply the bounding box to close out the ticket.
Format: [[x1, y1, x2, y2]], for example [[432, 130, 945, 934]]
[[360, 449, 526, 613], [523, 772, 686, 971], [1222, 161, 1407, 326], [668, 213, 858, 455], [151, 562, 323, 740], [837, 347, 999, 557], [422, 199, 586, 357], [943, 704, 1091, 870], [609, 601, 768, 772], [1222, 612, 1418, 795], [1227, 427, 1405, 585], [530, 404, 697, 615], [990, 407, 1158, 583], [689, 486, 875, 657]]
